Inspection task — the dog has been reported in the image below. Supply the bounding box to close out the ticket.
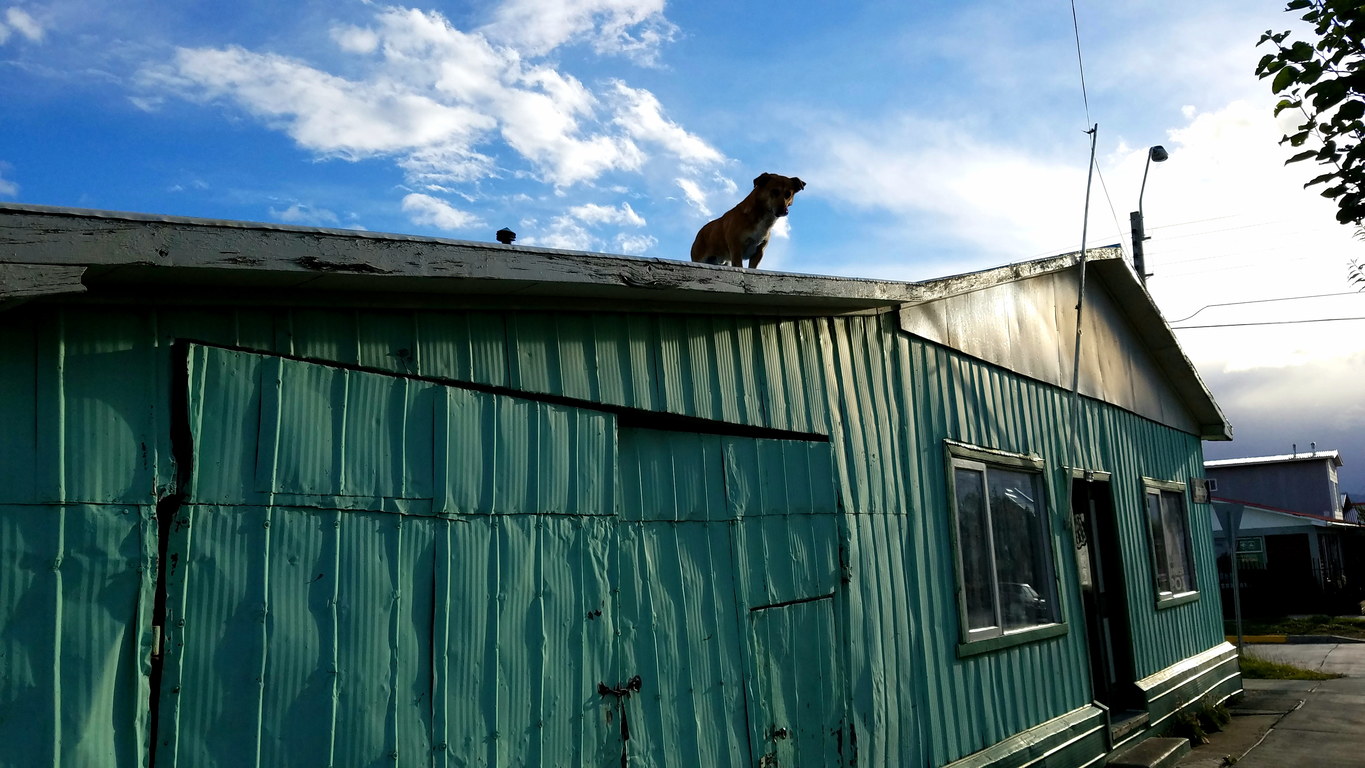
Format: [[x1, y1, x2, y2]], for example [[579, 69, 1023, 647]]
[[690, 173, 805, 269]]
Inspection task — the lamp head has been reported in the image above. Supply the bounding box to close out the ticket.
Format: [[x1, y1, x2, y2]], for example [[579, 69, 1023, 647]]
[[1148, 145, 1169, 163]]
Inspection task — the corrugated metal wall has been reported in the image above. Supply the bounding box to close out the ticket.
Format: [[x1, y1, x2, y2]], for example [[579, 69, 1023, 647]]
[[0, 303, 1222, 767]]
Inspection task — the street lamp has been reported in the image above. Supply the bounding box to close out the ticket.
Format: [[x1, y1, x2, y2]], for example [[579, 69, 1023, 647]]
[[1130, 145, 1168, 285]]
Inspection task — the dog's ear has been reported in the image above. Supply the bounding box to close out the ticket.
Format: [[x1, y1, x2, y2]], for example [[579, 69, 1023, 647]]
[[792, 177, 806, 191], [753, 173, 773, 188]]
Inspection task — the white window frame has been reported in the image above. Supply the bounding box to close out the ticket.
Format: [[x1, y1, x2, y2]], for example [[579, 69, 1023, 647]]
[[1143, 478, 1199, 604], [946, 443, 1062, 647]]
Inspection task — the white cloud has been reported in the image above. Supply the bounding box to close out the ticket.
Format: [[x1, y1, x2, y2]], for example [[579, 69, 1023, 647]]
[[0, 164, 17, 197], [610, 81, 723, 167], [804, 115, 1090, 261], [148, 6, 714, 191], [0, 8, 44, 44], [270, 203, 341, 226], [401, 192, 483, 231], [676, 177, 710, 216], [616, 232, 657, 254], [163, 45, 494, 159], [568, 201, 645, 227], [480, 0, 676, 64]]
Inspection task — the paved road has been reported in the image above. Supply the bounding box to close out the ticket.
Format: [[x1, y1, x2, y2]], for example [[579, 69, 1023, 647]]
[[1179, 642, 1365, 768]]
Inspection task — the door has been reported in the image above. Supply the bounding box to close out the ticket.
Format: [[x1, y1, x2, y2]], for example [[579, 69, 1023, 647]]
[[749, 597, 843, 767], [1071, 476, 1139, 711]]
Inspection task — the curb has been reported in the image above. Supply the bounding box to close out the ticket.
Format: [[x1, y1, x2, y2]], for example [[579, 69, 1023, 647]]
[[1227, 634, 1365, 644]]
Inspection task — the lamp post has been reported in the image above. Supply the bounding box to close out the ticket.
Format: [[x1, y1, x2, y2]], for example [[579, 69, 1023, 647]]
[[1130, 145, 1168, 285]]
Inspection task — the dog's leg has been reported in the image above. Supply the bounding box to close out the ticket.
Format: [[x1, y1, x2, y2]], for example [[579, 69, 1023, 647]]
[[748, 240, 768, 270]]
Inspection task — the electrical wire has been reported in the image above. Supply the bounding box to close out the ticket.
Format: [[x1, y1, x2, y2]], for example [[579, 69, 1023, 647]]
[[1168, 291, 1365, 323], [1070, 0, 1091, 127], [1173, 316, 1365, 329]]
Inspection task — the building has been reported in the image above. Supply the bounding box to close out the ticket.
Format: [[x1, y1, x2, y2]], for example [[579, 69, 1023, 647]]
[[1208, 451, 1364, 616], [0, 204, 1239, 767], [1206, 450, 1343, 520]]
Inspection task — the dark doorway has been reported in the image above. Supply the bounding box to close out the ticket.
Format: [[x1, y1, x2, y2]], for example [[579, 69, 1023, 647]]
[[1071, 477, 1139, 711]]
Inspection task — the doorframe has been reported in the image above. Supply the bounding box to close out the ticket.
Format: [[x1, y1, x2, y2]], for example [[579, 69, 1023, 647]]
[[1067, 470, 1140, 713]]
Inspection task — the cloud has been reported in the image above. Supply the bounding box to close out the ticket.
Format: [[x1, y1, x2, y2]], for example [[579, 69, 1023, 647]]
[[610, 81, 723, 167], [803, 115, 1090, 259], [480, 0, 677, 64], [567, 201, 645, 227], [401, 192, 483, 231], [0, 163, 17, 196], [519, 199, 650, 252], [146, 5, 720, 191], [270, 203, 341, 227], [616, 232, 657, 254], [0, 8, 44, 44], [162, 45, 494, 160]]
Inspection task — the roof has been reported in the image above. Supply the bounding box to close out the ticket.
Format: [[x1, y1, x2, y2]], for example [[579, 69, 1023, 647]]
[[0, 203, 919, 316], [0, 202, 1229, 439], [1211, 497, 1358, 531], [1206, 451, 1343, 469]]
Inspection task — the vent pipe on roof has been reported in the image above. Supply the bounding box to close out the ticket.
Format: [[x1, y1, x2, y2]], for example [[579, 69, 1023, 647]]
[[1293, 443, 1297, 457], [1312, 441, 1317, 455]]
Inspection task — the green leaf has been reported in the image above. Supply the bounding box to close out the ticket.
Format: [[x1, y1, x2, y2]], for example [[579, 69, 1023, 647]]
[[1273, 65, 1302, 93], [1274, 98, 1300, 116], [1289, 149, 1320, 163], [1288, 40, 1317, 61], [1286, 0, 1312, 10]]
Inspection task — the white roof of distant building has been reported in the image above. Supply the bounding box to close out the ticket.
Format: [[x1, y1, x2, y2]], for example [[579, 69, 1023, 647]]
[[1205, 450, 1342, 469]]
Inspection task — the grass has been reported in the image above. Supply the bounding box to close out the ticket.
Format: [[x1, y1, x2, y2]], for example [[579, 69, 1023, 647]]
[[1232, 614, 1365, 640], [1239, 653, 1343, 680]]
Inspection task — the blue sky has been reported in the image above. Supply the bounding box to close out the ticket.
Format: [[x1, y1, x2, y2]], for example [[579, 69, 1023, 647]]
[[4, 0, 1365, 494]]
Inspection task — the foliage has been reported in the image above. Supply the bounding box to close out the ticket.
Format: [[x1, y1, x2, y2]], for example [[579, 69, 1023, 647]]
[[1351, 257, 1364, 288], [1255, 0, 1365, 225], [1239, 652, 1342, 680], [1172, 698, 1233, 746]]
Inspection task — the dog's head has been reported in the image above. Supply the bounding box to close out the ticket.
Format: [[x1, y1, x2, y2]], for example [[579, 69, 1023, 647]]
[[752, 172, 806, 217]]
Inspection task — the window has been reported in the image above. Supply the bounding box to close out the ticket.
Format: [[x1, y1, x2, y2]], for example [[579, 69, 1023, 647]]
[[949, 446, 1061, 643], [1144, 481, 1197, 600]]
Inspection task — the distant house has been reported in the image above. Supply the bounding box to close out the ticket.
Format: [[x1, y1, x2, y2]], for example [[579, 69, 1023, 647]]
[[1206, 449, 1343, 519], [1207, 450, 1364, 616], [0, 204, 1238, 767]]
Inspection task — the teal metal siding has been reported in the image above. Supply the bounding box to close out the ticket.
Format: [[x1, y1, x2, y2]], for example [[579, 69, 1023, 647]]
[[0, 302, 1226, 768], [0, 503, 153, 767]]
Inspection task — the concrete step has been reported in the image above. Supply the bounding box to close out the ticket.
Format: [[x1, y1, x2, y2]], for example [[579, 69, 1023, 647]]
[[1107, 737, 1191, 768]]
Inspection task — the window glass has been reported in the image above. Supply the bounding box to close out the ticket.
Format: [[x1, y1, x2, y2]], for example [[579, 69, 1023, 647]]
[[954, 467, 996, 631], [951, 454, 1060, 641], [1147, 486, 1196, 598], [988, 469, 1055, 631]]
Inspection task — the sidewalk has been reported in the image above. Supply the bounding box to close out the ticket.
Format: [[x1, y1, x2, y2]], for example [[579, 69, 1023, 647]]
[[1178, 642, 1365, 768]]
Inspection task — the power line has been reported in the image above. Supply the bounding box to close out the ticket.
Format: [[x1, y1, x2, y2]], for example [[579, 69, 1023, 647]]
[[1168, 316, 1365, 328], [1168, 291, 1365, 323], [1069, 0, 1091, 127]]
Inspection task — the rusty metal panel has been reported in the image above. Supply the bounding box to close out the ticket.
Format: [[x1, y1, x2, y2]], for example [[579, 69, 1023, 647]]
[[0, 504, 153, 767]]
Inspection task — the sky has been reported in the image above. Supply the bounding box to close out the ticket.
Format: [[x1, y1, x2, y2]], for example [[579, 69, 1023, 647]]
[[3, 0, 1364, 494]]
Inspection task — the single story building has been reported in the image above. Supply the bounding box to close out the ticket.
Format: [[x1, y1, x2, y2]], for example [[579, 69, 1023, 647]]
[[0, 204, 1239, 767]]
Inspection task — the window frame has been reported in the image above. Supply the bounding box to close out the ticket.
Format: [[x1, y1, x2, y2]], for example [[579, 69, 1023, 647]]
[[1142, 478, 1200, 607], [945, 442, 1066, 654]]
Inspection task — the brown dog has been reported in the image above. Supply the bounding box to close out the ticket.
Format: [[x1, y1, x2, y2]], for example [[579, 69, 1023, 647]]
[[690, 173, 805, 269]]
